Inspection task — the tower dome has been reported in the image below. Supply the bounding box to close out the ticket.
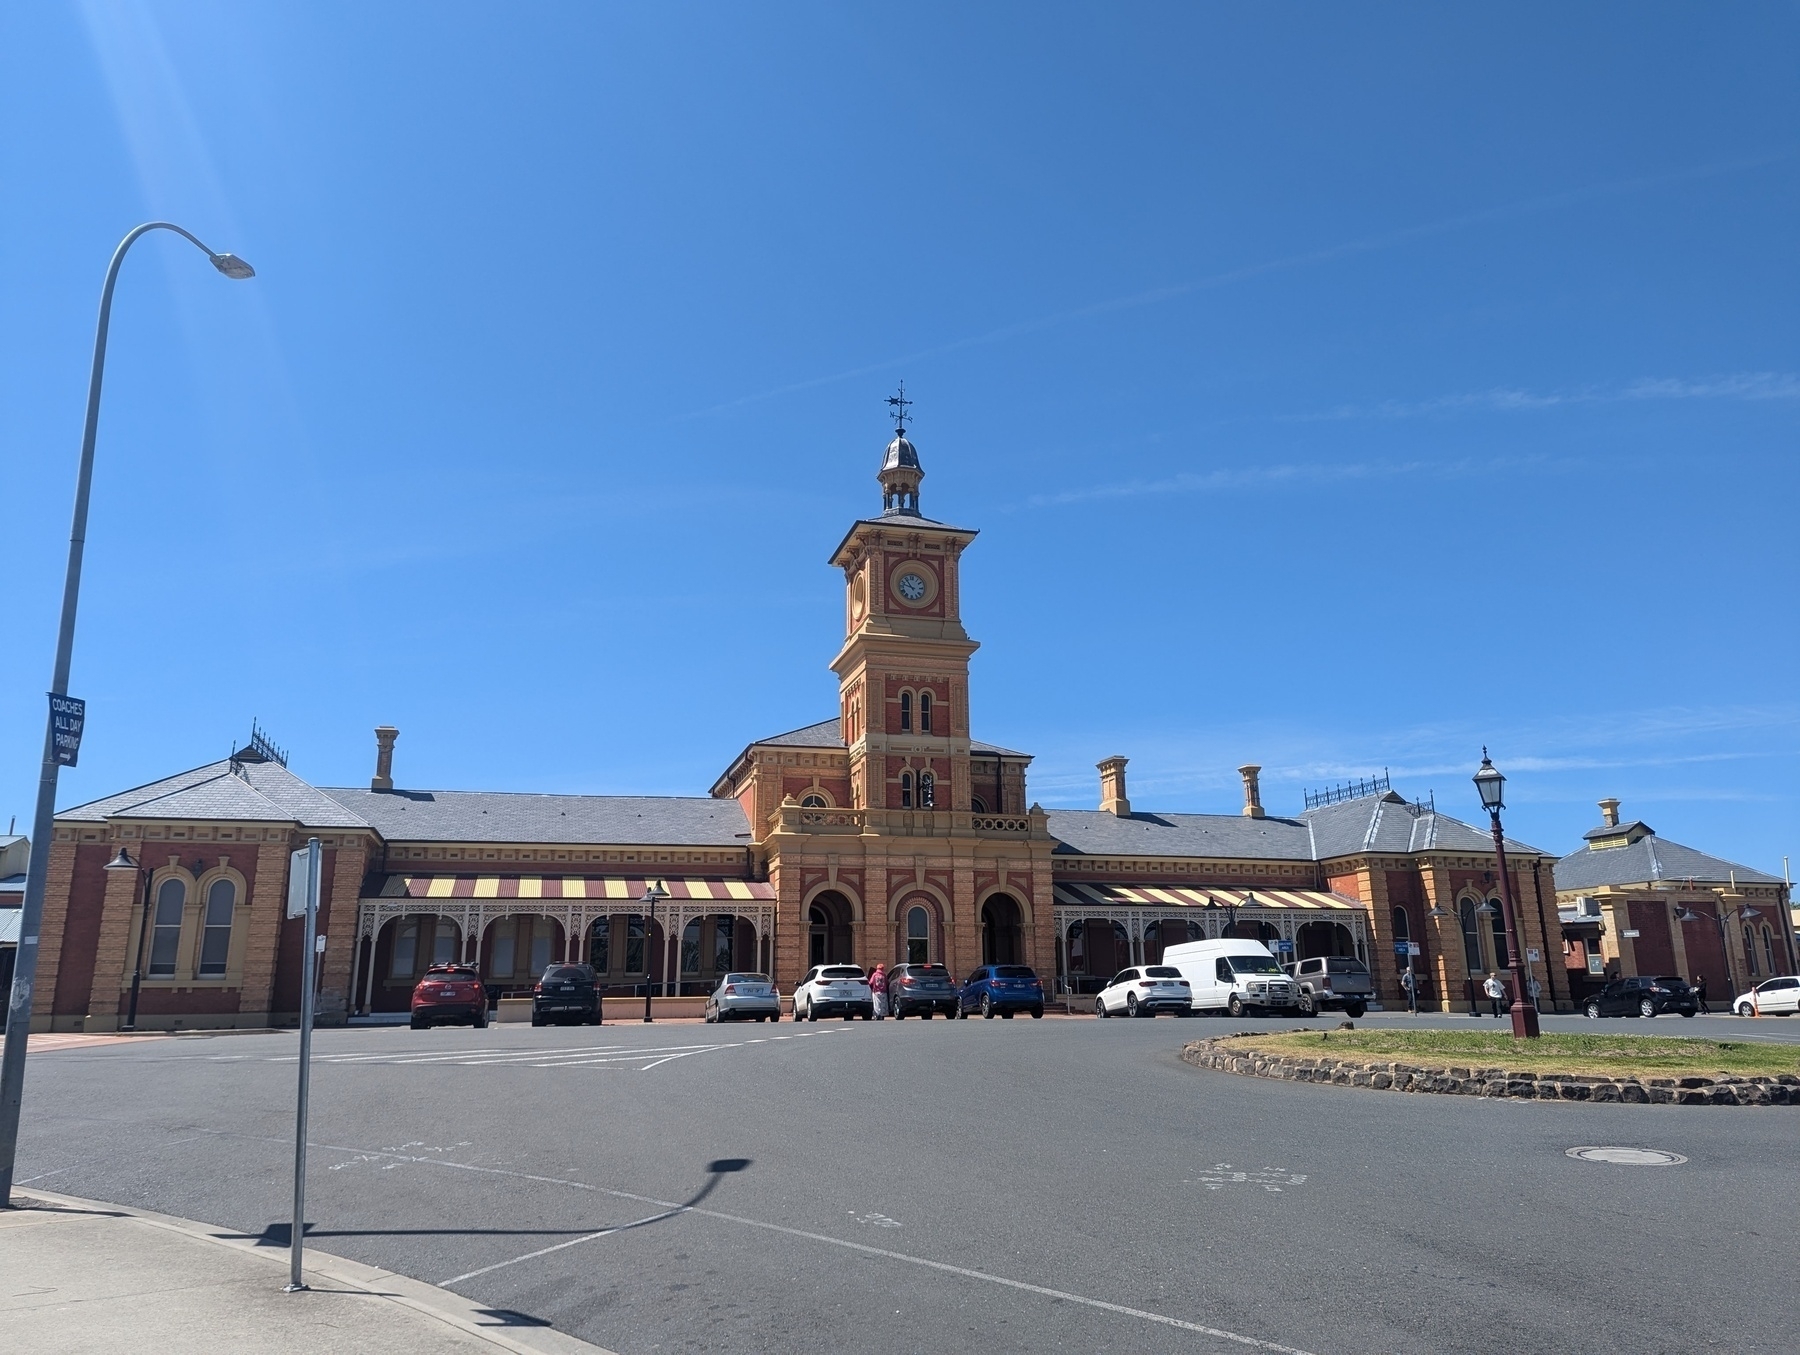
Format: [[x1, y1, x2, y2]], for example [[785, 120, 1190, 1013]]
[[878, 384, 924, 516]]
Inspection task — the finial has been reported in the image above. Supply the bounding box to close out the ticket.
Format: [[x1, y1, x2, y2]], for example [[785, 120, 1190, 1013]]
[[886, 381, 912, 433]]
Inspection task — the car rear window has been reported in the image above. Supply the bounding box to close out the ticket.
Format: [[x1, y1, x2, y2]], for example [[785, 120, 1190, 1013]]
[[1145, 966, 1182, 978], [994, 966, 1036, 978], [426, 966, 478, 978], [544, 966, 592, 981], [821, 966, 865, 979], [909, 964, 949, 975], [724, 974, 769, 985], [1325, 958, 1369, 974]]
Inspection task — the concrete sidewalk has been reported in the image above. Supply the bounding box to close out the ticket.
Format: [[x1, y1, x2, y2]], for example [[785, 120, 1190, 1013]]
[[0, 1190, 616, 1355]]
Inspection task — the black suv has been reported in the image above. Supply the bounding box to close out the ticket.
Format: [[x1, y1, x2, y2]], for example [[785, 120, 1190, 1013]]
[[1584, 975, 1698, 1019], [532, 963, 602, 1026], [888, 963, 960, 1019]]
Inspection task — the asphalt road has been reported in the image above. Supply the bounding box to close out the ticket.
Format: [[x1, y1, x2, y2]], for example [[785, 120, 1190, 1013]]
[[13, 1009, 1800, 1354]]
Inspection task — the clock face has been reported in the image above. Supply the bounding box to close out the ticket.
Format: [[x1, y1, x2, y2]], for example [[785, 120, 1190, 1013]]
[[897, 572, 927, 602]]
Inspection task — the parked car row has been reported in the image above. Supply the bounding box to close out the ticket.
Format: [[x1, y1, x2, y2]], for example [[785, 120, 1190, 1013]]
[[1095, 939, 1370, 1018], [790, 963, 1047, 1020]]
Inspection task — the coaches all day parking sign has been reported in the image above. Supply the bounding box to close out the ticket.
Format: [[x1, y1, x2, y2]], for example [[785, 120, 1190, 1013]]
[[50, 693, 86, 767]]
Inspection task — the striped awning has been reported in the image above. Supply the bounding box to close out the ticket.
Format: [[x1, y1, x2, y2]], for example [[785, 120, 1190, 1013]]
[[1054, 882, 1361, 911], [375, 875, 775, 903]]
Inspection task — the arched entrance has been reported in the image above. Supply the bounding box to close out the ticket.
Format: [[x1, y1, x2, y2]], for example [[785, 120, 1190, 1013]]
[[1143, 918, 1203, 965], [678, 914, 760, 995], [1297, 920, 1357, 961], [1063, 919, 1130, 993], [981, 894, 1024, 967], [808, 892, 854, 967], [482, 915, 562, 989], [368, 914, 461, 1012], [586, 913, 665, 995]]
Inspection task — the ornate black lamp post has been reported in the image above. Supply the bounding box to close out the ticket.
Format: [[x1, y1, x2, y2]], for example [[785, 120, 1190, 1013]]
[[1473, 751, 1540, 1038], [103, 848, 154, 1031], [640, 878, 668, 1023]]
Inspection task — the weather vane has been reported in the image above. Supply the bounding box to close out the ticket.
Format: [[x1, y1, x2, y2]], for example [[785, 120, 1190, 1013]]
[[886, 382, 912, 432]]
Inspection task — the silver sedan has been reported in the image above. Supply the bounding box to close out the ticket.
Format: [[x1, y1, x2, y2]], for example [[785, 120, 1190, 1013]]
[[705, 972, 782, 1023]]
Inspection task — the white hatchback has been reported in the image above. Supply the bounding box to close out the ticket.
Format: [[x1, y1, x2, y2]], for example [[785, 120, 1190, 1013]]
[[1734, 976, 1800, 1017], [1095, 966, 1193, 1018], [793, 964, 874, 1021]]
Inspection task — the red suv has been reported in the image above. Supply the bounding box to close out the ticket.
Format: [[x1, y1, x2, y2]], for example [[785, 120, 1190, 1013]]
[[411, 964, 489, 1029]]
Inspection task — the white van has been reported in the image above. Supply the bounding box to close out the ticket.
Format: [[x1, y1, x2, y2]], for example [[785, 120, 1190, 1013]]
[[1160, 938, 1299, 1017]]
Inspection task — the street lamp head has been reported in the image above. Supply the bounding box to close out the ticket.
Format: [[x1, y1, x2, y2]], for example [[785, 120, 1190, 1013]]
[[1674, 906, 1701, 922], [1473, 749, 1505, 815], [1740, 905, 1762, 921], [641, 878, 670, 907], [104, 846, 139, 872], [1477, 898, 1499, 916], [209, 252, 255, 280], [1427, 903, 1450, 920]]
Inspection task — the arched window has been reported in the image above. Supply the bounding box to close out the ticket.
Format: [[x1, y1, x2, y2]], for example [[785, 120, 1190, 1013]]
[[590, 917, 611, 973], [1458, 899, 1484, 973], [713, 916, 735, 973], [1745, 925, 1759, 976], [919, 691, 932, 733], [196, 879, 236, 978], [625, 916, 647, 974], [148, 878, 186, 978], [970, 796, 987, 814], [800, 793, 827, 808], [906, 906, 929, 965], [1763, 925, 1777, 974], [900, 771, 914, 808], [1391, 905, 1410, 944], [1487, 900, 1509, 969], [919, 771, 936, 808], [681, 918, 702, 973], [900, 691, 912, 732], [391, 918, 420, 979]]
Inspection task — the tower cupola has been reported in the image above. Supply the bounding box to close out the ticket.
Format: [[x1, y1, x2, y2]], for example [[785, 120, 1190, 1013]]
[[878, 383, 924, 516]]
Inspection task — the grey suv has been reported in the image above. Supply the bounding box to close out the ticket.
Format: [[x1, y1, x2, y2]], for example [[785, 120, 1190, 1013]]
[[1284, 956, 1373, 1018]]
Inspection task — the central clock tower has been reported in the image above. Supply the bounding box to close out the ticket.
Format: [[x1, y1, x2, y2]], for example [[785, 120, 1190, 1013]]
[[828, 407, 980, 814]]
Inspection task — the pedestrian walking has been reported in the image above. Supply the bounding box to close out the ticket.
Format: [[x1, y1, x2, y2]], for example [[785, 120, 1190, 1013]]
[[1483, 972, 1506, 1017], [1400, 967, 1417, 1015], [870, 962, 888, 1020], [1693, 974, 1709, 1014]]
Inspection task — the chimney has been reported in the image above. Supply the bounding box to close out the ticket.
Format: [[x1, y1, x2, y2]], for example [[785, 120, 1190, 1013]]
[[1598, 797, 1620, 828], [1238, 764, 1265, 819], [372, 726, 399, 790], [1097, 756, 1131, 817]]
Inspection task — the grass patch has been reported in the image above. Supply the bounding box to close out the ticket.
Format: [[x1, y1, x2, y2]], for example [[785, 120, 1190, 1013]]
[[1227, 1029, 1800, 1080]]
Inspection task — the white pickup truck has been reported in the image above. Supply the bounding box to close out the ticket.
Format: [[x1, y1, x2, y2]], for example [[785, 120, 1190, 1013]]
[[1160, 939, 1298, 1017]]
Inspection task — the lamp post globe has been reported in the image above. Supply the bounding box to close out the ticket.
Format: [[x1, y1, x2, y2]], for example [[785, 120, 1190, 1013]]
[[1473, 749, 1506, 814]]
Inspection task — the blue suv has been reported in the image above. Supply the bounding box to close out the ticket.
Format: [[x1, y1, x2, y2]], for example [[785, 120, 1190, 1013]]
[[959, 965, 1045, 1019]]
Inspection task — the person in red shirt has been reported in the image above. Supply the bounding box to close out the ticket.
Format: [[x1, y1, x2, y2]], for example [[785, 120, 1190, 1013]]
[[869, 962, 889, 1020]]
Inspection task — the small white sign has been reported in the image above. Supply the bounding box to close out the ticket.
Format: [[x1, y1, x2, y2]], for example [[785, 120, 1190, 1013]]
[[1623, 929, 1641, 938], [1527, 948, 1541, 962]]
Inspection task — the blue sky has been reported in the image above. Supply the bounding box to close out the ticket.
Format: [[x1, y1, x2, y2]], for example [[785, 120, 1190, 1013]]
[[2, 3, 1796, 871]]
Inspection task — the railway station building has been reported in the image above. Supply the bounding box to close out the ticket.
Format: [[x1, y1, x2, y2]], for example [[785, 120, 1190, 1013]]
[[29, 416, 1573, 1031]]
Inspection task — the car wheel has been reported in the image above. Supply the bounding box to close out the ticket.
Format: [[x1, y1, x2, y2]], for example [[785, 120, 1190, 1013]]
[[1095, 996, 1108, 1018], [1585, 1001, 1601, 1019], [1345, 1001, 1367, 1019], [1680, 1009, 1695, 1018], [807, 1003, 818, 1023], [1298, 990, 1316, 1016], [1031, 1007, 1044, 1019], [1228, 994, 1245, 1019], [1126, 993, 1140, 1017], [1639, 998, 1657, 1019], [530, 1013, 545, 1027], [1736, 1002, 1753, 1017], [982, 995, 995, 1019], [473, 1011, 488, 1029], [409, 1015, 425, 1030]]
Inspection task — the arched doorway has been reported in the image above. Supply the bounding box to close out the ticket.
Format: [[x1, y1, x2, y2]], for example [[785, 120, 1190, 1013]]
[[808, 892, 854, 967], [369, 914, 461, 1012], [981, 894, 1024, 967], [483, 915, 562, 989], [678, 914, 759, 995], [1144, 918, 1203, 965], [1296, 920, 1357, 961], [1064, 919, 1130, 993]]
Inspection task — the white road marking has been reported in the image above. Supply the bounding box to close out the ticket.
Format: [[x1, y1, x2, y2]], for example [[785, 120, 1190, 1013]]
[[442, 1206, 683, 1284], [293, 1135, 1314, 1353]]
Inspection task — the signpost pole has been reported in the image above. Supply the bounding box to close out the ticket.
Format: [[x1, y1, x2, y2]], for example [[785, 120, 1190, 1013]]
[[285, 838, 321, 1292]]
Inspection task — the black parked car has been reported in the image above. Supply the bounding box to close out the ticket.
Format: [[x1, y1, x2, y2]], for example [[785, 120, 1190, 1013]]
[[888, 963, 960, 1019], [532, 963, 602, 1026], [1584, 975, 1697, 1019]]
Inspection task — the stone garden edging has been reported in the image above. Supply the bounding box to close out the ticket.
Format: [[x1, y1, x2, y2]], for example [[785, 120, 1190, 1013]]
[[1181, 1034, 1800, 1106]]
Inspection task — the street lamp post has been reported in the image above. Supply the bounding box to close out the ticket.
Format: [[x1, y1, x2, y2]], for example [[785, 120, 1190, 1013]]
[[103, 848, 156, 1031], [640, 879, 668, 1022], [1676, 900, 1763, 1002], [1473, 750, 1540, 1038], [0, 223, 253, 1205]]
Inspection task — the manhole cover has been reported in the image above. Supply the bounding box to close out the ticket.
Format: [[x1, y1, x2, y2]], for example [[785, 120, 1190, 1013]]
[[1566, 1146, 1687, 1166]]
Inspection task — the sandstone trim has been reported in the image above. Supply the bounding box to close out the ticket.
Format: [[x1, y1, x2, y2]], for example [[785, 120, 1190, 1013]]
[[1181, 1035, 1800, 1106]]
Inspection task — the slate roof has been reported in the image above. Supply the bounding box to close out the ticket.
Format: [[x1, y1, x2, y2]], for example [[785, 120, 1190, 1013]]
[[1554, 835, 1782, 892], [59, 760, 369, 829], [319, 788, 752, 846], [752, 717, 1026, 758], [1050, 790, 1547, 861]]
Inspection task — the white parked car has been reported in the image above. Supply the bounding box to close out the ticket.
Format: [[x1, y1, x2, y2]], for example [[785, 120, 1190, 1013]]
[[1734, 976, 1800, 1017], [793, 965, 874, 1021], [1160, 938, 1299, 1017], [1095, 966, 1192, 1017]]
